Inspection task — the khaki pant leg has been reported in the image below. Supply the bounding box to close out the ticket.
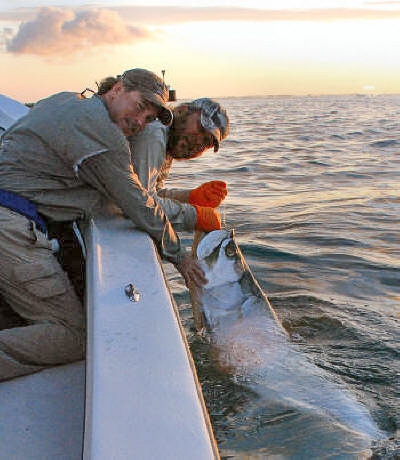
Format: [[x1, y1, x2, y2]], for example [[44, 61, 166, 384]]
[[0, 208, 85, 381]]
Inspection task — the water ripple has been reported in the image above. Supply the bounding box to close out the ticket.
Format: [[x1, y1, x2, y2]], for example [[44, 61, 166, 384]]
[[169, 94, 400, 454]]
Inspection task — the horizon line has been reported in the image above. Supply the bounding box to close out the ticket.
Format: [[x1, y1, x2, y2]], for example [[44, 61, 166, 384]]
[[18, 91, 400, 105], [176, 92, 400, 101]]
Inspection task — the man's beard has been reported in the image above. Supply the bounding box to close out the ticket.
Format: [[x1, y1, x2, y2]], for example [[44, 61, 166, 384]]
[[166, 116, 190, 159], [166, 130, 181, 157], [167, 134, 199, 159]]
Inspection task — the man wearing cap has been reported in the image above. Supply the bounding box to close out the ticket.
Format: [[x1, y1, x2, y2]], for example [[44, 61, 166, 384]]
[[130, 98, 230, 236], [0, 68, 212, 381]]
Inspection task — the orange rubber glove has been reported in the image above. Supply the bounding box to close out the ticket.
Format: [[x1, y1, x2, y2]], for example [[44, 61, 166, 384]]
[[194, 206, 222, 232], [189, 181, 228, 208]]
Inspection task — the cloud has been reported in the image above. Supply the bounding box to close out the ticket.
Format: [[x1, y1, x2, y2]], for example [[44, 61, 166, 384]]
[[5, 7, 153, 56], [2, 5, 400, 56], [0, 27, 13, 46], [0, 7, 37, 22], [3, 6, 400, 25], [109, 6, 400, 23], [365, 1, 400, 4]]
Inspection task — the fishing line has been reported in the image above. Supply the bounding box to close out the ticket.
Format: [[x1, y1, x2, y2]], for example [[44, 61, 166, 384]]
[[221, 201, 227, 229]]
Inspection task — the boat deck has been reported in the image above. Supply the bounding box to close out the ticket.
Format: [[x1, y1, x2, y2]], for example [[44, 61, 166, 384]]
[[0, 361, 85, 460]]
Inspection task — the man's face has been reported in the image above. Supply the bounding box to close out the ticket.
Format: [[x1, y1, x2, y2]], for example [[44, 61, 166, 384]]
[[106, 82, 158, 136], [167, 110, 215, 160]]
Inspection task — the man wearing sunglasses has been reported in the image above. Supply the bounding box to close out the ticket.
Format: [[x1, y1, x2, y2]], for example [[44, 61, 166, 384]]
[[129, 98, 230, 247]]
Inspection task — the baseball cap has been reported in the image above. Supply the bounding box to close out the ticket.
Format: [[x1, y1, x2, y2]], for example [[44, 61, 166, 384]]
[[121, 68, 173, 126], [192, 98, 229, 152]]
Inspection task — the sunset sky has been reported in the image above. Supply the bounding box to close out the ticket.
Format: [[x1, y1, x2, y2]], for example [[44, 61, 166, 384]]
[[0, 0, 399, 102]]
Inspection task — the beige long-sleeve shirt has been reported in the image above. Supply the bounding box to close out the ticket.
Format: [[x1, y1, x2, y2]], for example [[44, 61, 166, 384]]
[[129, 121, 197, 232], [0, 92, 184, 264]]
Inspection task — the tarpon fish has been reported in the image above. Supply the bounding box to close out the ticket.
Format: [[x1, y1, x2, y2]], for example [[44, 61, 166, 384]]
[[190, 229, 385, 457]]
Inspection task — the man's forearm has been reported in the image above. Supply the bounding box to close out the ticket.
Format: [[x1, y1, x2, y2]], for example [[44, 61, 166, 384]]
[[154, 192, 197, 231], [158, 188, 190, 203], [78, 153, 184, 264]]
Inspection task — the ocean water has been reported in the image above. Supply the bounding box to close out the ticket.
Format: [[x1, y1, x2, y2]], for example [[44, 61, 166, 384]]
[[164, 95, 400, 458]]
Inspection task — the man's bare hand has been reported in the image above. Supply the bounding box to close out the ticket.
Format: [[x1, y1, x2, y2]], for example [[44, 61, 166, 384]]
[[175, 253, 207, 288]]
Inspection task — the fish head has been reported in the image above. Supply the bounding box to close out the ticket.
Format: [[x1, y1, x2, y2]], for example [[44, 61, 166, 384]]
[[196, 229, 245, 288]]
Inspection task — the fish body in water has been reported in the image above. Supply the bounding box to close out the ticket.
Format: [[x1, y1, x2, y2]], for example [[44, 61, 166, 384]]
[[191, 229, 385, 457]]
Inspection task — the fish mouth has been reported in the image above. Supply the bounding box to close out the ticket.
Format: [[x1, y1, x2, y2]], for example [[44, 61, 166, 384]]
[[195, 229, 231, 260]]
